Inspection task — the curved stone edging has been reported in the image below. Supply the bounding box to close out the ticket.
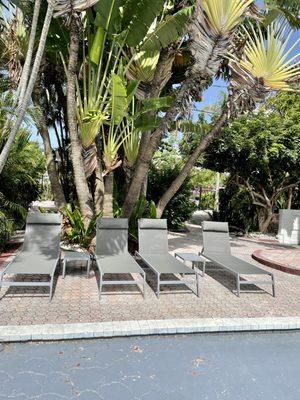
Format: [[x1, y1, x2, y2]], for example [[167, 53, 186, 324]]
[[252, 250, 300, 276]]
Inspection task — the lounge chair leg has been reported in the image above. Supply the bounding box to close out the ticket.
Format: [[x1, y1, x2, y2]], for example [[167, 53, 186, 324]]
[[202, 261, 206, 277], [196, 273, 200, 297], [272, 274, 276, 297], [49, 274, 54, 301], [87, 258, 91, 278], [99, 272, 103, 300], [236, 275, 240, 297], [157, 274, 160, 299], [142, 273, 146, 299], [62, 258, 67, 279]]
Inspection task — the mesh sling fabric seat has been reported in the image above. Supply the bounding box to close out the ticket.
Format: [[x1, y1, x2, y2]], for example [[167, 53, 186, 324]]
[[136, 219, 201, 298], [201, 221, 275, 297], [0, 212, 62, 300], [94, 218, 146, 298]]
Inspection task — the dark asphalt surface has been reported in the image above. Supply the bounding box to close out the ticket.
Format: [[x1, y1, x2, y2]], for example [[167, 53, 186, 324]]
[[0, 331, 299, 399]]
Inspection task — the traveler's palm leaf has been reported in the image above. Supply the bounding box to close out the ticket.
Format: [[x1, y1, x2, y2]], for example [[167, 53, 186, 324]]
[[189, 0, 254, 76], [141, 6, 194, 51], [229, 23, 300, 98], [124, 0, 166, 47], [109, 74, 128, 125]]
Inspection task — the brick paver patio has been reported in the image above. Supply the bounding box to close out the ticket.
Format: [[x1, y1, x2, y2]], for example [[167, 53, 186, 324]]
[[0, 225, 299, 326], [253, 248, 300, 276]]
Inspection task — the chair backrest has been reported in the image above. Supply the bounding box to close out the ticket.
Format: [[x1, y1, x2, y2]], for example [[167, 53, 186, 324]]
[[202, 221, 231, 256], [22, 212, 62, 257], [138, 219, 169, 254], [96, 218, 128, 256]]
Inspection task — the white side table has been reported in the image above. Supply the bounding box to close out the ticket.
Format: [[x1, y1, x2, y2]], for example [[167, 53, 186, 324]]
[[175, 252, 211, 276], [62, 251, 91, 278]]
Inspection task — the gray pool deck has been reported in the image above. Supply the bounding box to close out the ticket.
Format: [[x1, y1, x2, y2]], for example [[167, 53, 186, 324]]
[[0, 224, 299, 341], [1, 331, 300, 399]]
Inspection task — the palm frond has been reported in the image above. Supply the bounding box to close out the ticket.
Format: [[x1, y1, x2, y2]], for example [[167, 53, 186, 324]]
[[189, 0, 254, 75], [229, 23, 300, 94]]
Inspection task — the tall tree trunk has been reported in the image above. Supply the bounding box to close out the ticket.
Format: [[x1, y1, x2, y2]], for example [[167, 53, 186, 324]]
[[94, 140, 104, 215], [67, 13, 94, 227], [155, 91, 241, 217], [287, 188, 293, 209], [103, 172, 114, 217], [41, 128, 67, 209], [140, 170, 148, 197], [122, 75, 202, 218], [0, 2, 54, 174], [17, 0, 42, 104], [257, 207, 273, 233], [32, 82, 67, 209], [156, 109, 229, 217]]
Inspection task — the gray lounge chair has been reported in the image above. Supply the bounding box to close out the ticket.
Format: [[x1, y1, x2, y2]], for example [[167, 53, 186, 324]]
[[201, 221, 275, 297], [0, 212, 62, 300], [136, 219, 201, 298], [94, 218, 146, 298]]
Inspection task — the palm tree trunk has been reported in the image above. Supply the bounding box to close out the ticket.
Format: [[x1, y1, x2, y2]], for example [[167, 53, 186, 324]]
[[156, 112, 228, 217], [17, 0, 42, 104], [103, 172, 114, 217], [0, 2, 54, 174], [121, 74, 204, 218], [39, 117, 67, 209], [94, 141, 105, 215], [67, 13, 94, 227], [32, 80, 67, 209]]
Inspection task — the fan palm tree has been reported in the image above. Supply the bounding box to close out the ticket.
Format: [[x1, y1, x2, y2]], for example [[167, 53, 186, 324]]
[[122, 0, 256, 218], [156, 23, 300, 217]]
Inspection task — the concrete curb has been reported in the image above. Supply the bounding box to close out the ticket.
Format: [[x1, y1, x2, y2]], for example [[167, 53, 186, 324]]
[[1, 317, 300, 342]]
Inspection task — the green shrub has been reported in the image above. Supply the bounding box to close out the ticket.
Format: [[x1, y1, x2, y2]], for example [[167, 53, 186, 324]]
[[219, 183, 258, 232], [129, 196, 157, 240], [0, 212, 14, 251], [198, 192, 215, 210], [148, 164, 196, 230], [62, 204, 100, 249]]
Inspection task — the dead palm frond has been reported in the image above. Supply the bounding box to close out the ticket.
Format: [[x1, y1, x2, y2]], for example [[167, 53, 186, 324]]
[[50, 0, 99, 17], [229, 23, 300, 100]]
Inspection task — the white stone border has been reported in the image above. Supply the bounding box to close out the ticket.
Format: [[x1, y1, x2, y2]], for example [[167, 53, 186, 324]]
[[0, 317, 300, 342]]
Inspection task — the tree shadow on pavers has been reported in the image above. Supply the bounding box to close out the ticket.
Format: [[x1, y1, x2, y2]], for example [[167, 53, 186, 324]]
[[136, 259, 197, 297], [0, 288, 49, 299], [91, 263, 145, 296], [204, 266, 272, 297], [0, 271, 62, 300]]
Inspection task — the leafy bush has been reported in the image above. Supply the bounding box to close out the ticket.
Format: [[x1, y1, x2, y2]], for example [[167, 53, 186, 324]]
[[129, 196, 157, 240], [0, 131, 45, 227], [219, 183, 258, 232], [0, 212, 14, 251], [198, 192, 215, 210], [148, 164, 196, 230], [62, 204, 100, 249]]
